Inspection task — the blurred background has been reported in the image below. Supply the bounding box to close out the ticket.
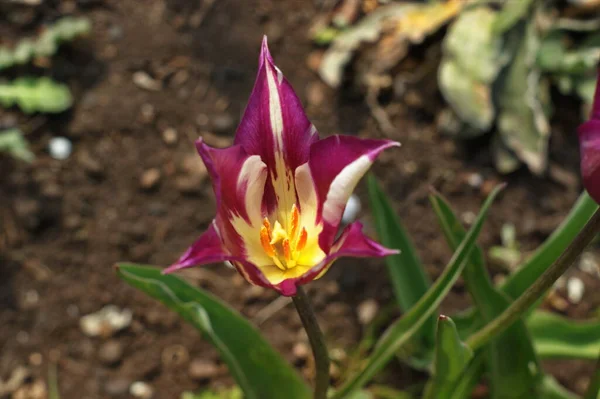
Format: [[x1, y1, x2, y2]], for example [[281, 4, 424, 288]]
[[1, 0, 599, 398]]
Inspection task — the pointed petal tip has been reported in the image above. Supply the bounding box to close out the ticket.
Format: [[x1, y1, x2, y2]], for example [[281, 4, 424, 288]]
[[162, 263, 182, 275], [259, 35, 274, 66], [379, 139, 401, 150], [382, 247, 401, 256]]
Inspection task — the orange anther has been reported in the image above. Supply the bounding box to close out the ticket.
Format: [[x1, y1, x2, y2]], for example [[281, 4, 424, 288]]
[[296, 227, 308, 252], [290, 204, 299, 239], [283, 238, 292, 262], [260, 226, 275, 257], [262, 218, 272, 235]]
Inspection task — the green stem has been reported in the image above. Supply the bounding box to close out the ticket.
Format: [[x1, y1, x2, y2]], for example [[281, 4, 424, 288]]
[[584, 351, 600, 399], [292, 286, 329, 399], [466, 209, 600, 351]]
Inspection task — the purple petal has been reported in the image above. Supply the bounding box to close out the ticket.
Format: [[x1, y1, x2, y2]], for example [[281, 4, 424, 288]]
[[578, 69, 600, 204], [234, 36, 319, 214], [163, 221, 235, 273], [272, 222, 398, 296], [307, 135, 399, 251], [163, 221, 275, 290], [195, 139, 268, 257]]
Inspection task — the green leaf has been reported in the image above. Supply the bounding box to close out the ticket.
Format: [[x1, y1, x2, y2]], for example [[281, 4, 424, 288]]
[[539, 376, 579, 399], [537, 31, 600, 75], [492, 0, 535, 35], [331, 185, 504, 399], [424, 315, 473, 399], [367, 175, 435, 350], [181, 387, 242, 399], [528, 311, 600, 360], [0, 17, 91, 70], [48, 363, 60, 399], [116, 264, 310, 399], [496, 17, 551, 175], [502, 192, 599, 300], [0, 77, 73, 114], [445, 354, 485, 399], [429, 192, 542, 399], [0, 128, 34, 162]]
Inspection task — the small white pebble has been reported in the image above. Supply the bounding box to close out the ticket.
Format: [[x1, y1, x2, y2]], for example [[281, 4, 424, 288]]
[[80, 305, 132, 337], [48, 137, 72, 160], [467, 173, 483, 188], [579, 252, 599, 276], [461, 211, 476, 225], [342, 194, 361, 224], [567, 277, 585, 304], [130, 381, 153, 399], [357, 299, 378, 326]]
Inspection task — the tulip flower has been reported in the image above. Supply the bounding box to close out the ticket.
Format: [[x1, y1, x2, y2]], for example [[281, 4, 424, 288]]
[[578, 70, 600, 204], [164, 37, 399, 296]]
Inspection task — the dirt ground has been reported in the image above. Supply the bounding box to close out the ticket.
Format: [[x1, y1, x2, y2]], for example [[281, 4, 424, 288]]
[[1, 0, 599, 398]]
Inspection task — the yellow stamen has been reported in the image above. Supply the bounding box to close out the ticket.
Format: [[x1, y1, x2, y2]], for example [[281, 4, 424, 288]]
[[283, 238, 296, 268], [296, 227, 308, 252], [290, 204, 299, 240], [260, 226, 275, 258], [258, 204, 309, 270], [262, 218, 271, 232], [283, 238, 291, 262]]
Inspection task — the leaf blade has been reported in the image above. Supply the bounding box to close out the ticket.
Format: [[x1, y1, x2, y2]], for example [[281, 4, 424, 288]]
[[116, 264, 311, 399], [332, 185, 504, 398], [502, 192, 598, 299], [429, 192, 542, 399], [528, 311, 600, 360], [367, 175, 435, 347], [424, 315, 473, 399]]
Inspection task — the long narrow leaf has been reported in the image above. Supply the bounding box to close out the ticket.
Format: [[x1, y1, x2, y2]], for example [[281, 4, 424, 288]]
[[424, 315, 473, 399], [528, 311, 600, 360], [331, 185, 504, 398], [116, 264, 311, 399], [367, 175, 435, 352], [430, 193, 542, 398], [539, 376, 580, 399], [502, 192, 598, 299], [446, 354, 485, 399]]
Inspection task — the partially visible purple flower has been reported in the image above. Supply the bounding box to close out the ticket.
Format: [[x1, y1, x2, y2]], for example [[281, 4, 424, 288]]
[[578, 69, 600, 204], [164, 37, 399, 296]]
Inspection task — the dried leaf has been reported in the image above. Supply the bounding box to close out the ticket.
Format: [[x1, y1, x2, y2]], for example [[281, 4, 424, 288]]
[[496, 19, 551, 175], [319, 0, 463, 88], [439, 7, 507, 133], [363, 0, 464, 77], [319, 3, 418, 87], [492, 135, 521, 174]]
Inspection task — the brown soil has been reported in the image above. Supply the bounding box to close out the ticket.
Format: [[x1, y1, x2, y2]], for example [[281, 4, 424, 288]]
[[1, 1, 598, 398]]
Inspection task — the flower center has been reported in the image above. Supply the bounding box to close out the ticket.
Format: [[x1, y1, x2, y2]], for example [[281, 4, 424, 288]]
[[260, 204, 308, 270]]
